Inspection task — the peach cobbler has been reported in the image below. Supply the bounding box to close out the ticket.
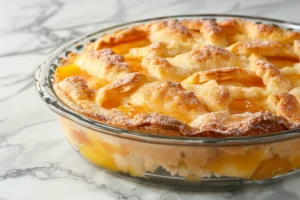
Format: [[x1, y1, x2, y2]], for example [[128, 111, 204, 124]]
[[52, 18, 300, 180]]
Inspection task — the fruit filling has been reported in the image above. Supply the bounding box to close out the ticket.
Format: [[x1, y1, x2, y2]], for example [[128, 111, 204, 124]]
[[250, 155, 293, 180], [111, 39, 151, 55], [57, 64, 91, 81], [115, 103, 151, 118], [67, 127, 299, 180], [267, 57, 299, 68], [229, 99, 265, 114]]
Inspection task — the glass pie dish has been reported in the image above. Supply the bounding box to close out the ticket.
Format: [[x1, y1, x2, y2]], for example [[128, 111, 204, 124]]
[[35, 14, 300, 190]]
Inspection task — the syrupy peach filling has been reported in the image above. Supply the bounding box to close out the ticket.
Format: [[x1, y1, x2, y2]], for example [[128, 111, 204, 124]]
[[102, 99, 122, 109], [63, 122, 299, 180], [57, 64, 91, 81], [217, 75, 265, 88], [115, 103, 151, 118], [218, 80, 265, 88], [250, 155, 293, 180], [124, 58, 143, 72], [110, 39, 150, 55], [229, 99, 265, 114], [111, 39, 150, 72], [69, 129, 118, 171], [267, 57, 299, 68], [202, 150, 267, 178], [290, 153, 300, 169], [116, 104, 193, 123], [57, 64, 108, 90]]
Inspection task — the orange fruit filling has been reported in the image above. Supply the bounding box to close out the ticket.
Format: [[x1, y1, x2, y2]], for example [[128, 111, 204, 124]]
[[70, 130, 91, 145], [124, 58, 143, 72], [229, 99, 265, 114], [57, 64, 91, 81], [202, 150, 267, 178], [283, 74, 300, 87], [78, 144, 118, 171], [290, 153, 300, 169], [111, 39, 150, 55], [68, 128, 299, 180], [76, 132, 118, 171], [57, 64, 109, 91], [267, 57, 299, 68], [218, 76, 264, 88], [250, 155, 293, 180], [115, 103, 151, 118], [102, 99, 122, 109]]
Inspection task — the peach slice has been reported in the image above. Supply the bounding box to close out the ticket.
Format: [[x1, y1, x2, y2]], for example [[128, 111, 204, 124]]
[[111, 39, 150, 55], [229, 99, 265, 114], [250, 155, 293, 180], [78, 132, 118, 171], [57, 64, 91, 81], [202, 150, 267, 178], [115, 104, 151, 118]]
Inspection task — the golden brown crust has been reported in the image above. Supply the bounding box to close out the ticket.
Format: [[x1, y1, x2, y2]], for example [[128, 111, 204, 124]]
[[201, 20, 228, 47], [294, 40, 300, 56], [91, 25, 148, 50], [249, 54, 292, 94], [128, 41, 169, 58], [189, 111, 289, 137], [227, 40, 297, 58], [74, 48, 130, 82], [96, 72, 147, 106], [219, 18, 300, 43], [54, 18, 300, 137], [268, 93, 300, 126], [166, 45, 246, 76], [182, 67, 262, 86]]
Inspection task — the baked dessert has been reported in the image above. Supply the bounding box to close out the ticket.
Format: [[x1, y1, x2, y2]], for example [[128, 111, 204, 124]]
[[54, 19, 300, 137], [52, 18, 300, 180]]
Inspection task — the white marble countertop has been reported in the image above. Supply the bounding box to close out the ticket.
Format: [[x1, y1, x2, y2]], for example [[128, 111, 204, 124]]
[[1, 0, 300, 199]]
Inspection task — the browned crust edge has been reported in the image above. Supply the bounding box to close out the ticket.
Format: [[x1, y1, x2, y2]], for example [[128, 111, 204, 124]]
[[54, 83, 295, 137]]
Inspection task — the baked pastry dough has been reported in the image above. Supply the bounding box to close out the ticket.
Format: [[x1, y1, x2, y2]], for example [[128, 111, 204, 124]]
[[54, 18, 300, 137]]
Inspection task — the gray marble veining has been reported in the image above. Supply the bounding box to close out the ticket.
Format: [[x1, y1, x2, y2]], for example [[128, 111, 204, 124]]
[[1, 0, 300, 199]]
